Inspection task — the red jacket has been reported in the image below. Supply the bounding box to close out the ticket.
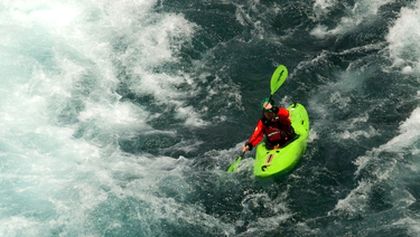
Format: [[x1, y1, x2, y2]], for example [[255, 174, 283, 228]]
[[246, 107, 292, 148]]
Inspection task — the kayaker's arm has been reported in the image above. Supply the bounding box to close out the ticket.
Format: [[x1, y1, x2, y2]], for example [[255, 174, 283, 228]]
[[277, 107, 291, 126], [243, 120, 264, 152], [277, 107, 295, 139]]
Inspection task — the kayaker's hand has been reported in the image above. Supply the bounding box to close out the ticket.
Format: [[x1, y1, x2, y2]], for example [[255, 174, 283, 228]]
[[242, 145, 248, 153], [242, 143, 251, 152]]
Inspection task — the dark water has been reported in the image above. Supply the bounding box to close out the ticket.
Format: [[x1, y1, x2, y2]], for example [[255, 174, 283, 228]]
[[0, 0, 419, 236]]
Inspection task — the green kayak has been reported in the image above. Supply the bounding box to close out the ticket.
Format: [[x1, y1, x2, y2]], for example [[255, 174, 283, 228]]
[[253, 103, 310, 178]]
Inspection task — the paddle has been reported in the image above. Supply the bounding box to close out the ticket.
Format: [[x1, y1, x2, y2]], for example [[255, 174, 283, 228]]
[[227, 151, 244, 173], [227, 64, 289, 173], [269, 64, 288, 99]]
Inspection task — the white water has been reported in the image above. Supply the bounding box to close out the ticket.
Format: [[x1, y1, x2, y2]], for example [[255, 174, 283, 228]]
[[330, 1, 420, 233], [0, 1, 230, 236], [387, 0, 420, 73], [313, 0, 337, 18], [311, 0, 394, 38]]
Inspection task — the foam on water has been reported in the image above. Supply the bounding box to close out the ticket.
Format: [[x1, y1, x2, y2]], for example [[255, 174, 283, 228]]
[[107, 1, 208, 127], [236, 192, 291, 237], [311, 0, 394, 38], [385, 0, 420, 149], [330, 1, 420, 227], [313, 0, 337, 18], [394, 218, 420, 237], [387, 0, 420, 73], [0, 1, 231, 236], [307, 67, 378, 147]]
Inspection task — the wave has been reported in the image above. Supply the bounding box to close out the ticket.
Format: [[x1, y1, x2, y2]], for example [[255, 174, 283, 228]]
[[0, 1, 231, 236], [327, 2, 420, 234], [387, 0, 420, 73], [311, 0, 395, 38]]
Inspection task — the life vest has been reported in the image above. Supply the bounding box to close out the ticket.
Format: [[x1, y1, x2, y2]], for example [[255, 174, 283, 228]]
[[262, 112, 294, 144], [262, 116, 288, 143], [265, 126, 283, 142]]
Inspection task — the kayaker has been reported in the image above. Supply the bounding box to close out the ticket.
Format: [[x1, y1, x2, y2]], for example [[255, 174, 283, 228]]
[[242, 98, 295, 152]]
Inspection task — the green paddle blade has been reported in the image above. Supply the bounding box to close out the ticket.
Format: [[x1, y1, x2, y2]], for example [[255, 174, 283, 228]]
[[227, 156, 242, 173], [270, 64, 288, 95]]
